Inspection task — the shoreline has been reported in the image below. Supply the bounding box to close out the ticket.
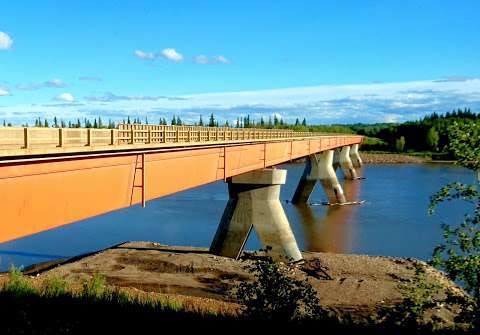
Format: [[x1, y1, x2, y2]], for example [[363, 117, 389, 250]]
[[1, 241, 462, 324]]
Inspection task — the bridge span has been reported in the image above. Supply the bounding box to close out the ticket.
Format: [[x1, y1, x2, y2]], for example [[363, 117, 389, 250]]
[[0, 124, 363, 261]]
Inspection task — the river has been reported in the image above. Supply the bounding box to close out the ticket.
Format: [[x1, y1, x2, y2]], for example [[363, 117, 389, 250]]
[[0, 163, 474, 272]]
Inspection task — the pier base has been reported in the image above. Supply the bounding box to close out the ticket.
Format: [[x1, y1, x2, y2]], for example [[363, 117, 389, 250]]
[[350, 143, 363, 168], [210, 169, 302, 262], [339, 146, 358, 180], [292, 151, 346, 205]]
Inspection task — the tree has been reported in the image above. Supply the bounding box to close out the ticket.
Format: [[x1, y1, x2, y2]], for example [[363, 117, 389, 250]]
[[208, 113, 215, 127], [199, 115, 204, 126], [395, 136, 405, 152], [44, 119, 49, 128], [427, 120, 480, 330], [426, 127, 439, 151], [171, 116, 177, 126], [295, 118, 300, 126], [301, 118, 307, 126], [176, 116, 182, 126]]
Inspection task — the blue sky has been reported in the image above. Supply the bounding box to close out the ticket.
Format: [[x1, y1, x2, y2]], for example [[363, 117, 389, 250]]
[[0, 0, 479, 125]]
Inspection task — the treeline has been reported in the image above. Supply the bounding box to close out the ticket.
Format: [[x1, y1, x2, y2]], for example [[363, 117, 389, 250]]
[[1, 113, 354, 134], [354, 108, 479, 153]]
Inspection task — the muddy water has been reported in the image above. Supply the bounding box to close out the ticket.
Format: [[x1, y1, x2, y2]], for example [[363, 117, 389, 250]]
[[0, 163, 474, 271]]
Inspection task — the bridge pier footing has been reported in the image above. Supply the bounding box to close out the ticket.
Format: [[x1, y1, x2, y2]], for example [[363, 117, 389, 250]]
[[292, 151, 346, 205], [210, 168, 302, 262], [339, 146, 358, 180]]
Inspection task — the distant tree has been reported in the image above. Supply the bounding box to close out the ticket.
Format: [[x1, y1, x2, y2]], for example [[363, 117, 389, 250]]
[[44, 119, 49, 128], [302, 118, 307, 126], [53, 116, 58, 128], [395, 136, 406, 152], [208, 113, 216, 127], [98, 117, 103, 128], [268, 116, 272, 127], [171, 116, 177, 126], [3, 120, 6, 127], [127, 116, 131, 125], [176, 116, 182, 126], [199, 115, 204, 126], [93, 119, 98, 128], [260, 117, 265, 126], [60, 120, 66, 128], [273, 115, 279, 127], [295, 118, 300, 126], [224, 120, 229, 127], [76, 119, 81, 128], [426, 127, 440, 151]]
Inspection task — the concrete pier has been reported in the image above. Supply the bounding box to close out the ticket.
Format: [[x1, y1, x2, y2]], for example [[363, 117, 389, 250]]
[[339, 146, 358, 180], [210, 168, 302, 262], [350, 143, 363, 168], [292, 151, 346, 204]]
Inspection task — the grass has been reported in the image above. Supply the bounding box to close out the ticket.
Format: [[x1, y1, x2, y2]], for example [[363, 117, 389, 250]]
[[0, 266, 475, 334]]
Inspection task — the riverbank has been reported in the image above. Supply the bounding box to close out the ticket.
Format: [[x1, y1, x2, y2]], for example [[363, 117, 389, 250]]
[[360, 152, 430, 164], [0, 242, 463, 327]]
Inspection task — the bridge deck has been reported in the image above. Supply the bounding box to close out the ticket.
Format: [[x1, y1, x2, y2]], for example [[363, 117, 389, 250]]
[[0, 124, 363, 244]]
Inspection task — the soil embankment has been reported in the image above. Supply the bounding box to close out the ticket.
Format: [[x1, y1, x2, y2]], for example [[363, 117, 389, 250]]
[[360, 152, 429, 164], [2, 242, 461, 323]]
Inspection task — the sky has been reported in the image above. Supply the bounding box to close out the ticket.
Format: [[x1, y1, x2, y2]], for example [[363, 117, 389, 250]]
[[0, 0, 479, 125]]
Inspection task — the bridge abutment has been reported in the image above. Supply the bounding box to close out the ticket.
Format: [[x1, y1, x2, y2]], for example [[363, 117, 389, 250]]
[[339, 146, 358, 180], [210, 168, 302, 262], [292, 151, 346, 205]]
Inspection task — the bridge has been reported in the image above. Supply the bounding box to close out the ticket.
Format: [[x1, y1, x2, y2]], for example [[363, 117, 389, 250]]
[[0, 124, 363, 261]]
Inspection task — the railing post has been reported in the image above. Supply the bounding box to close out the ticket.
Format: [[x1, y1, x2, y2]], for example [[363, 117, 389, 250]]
[[148, 129, 152, 144], [130, 128, 134, 144], [111, 129, 115, 145], [59, 128, 64, 147], [23, 127, 29, 149], [87, 129, 92, 146]]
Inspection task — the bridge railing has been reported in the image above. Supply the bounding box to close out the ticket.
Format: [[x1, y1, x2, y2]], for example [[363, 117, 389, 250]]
[[0, 124, 355, 152]]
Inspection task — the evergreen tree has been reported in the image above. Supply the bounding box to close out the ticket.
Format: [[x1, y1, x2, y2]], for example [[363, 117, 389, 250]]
[[98, 117, 103, 128], [44, 119, 49, 127], [199, 115, 204, 126], [93, 119, 98, 128], [177, 116, 182, 125], [260, 117, 265, 126], [53, 116, 58, 128], [301, 118, 307, 126], [295, 118, 300, 126], [2, 120, 5, 127], [127, 116, 131, 124], [76, 119, 81, 128], [171, 116, 177, 125], [60, 120, 66, 128], [209, 113, 215, 127]]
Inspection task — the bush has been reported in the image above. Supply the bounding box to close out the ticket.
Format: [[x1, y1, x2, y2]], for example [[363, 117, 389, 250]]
[[234, 250, 324, 321]]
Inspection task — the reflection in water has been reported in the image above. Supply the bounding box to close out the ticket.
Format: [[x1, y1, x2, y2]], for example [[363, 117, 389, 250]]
[[293, 170, 362, 253]]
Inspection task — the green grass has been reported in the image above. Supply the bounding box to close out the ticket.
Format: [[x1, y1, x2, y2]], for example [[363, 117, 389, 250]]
[[0, 267, 474, 334]]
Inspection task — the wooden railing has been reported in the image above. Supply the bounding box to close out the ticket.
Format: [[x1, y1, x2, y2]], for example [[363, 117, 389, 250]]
[[0, 124, 355, 152]]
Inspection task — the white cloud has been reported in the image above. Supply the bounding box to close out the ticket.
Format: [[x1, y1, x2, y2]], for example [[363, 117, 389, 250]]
[[55, 93, 75, 102], [160, 48, 183, 62], [1, 78, 480, 125], [0, 88, 10, 96], [134, 50, 155, 60], [213, 55, 230, 64], [17, 78, 68, 91], [194, 55, 209, 64], [0, 31, 13, 50]]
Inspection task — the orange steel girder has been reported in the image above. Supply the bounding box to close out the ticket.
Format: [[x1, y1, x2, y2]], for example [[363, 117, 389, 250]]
[[0, 137, 361, 243]]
